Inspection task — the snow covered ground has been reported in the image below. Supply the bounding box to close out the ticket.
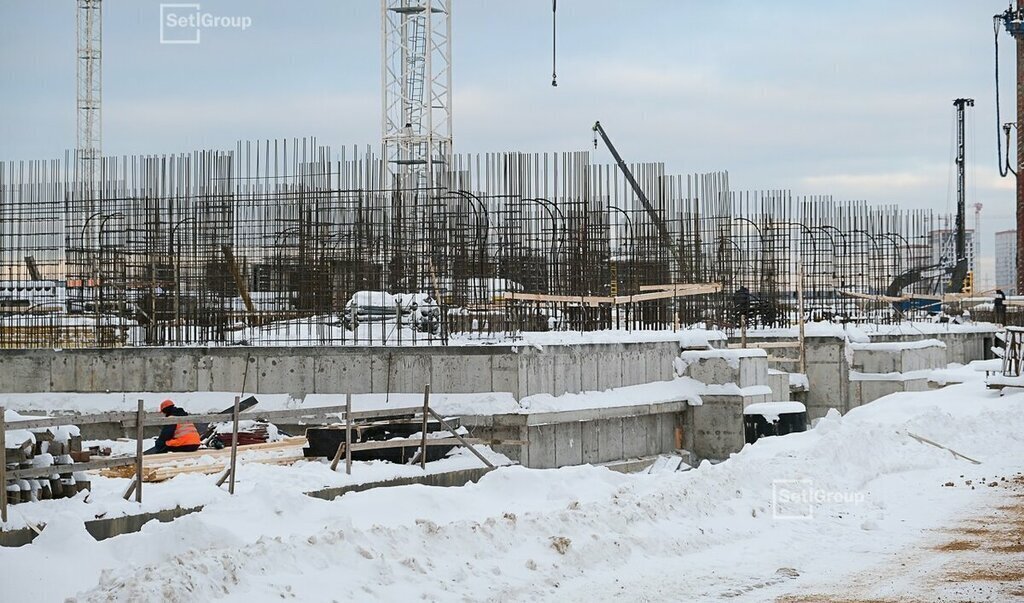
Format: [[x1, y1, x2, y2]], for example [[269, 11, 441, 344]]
[[2, 369, 1022, 601]]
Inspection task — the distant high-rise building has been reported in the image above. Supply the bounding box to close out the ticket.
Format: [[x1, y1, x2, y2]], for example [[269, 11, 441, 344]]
[[928, 228, 976, 272], [995, 229, 1017, 294]]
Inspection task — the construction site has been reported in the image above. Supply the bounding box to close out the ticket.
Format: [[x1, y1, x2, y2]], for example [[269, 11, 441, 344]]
[[2, 2, 1024, 602]]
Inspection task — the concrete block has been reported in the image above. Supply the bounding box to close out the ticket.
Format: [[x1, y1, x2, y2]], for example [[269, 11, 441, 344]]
[[0, 352, 52, 393], [679, 352, 768, 389], [767, 370, 790, 401], [519, 349, 555, 397], [580, 420, 601, 464], [430, 353, 490, 394], [597, 416, 623, 463], [48, 353, 76, 391], [551, 347, 583, 396], [622, 415, 646, 459], [644, 414, 663, 457], [167, 351, 200, 392], [691, 394, 745, 460], [74, 352, 123, 392], [197, 352, 249, 393], [314, 351, 371, 394], [804, 361, 847, 413], [369, 351, 431, 394], [554, 421, 583, 467], [387, 353, 432, 393], [596, 348, 623, 391], [804, 339, 842, 363], [490, 352, 519, 397], [659, 412, 679, 453], [120, 353, 149, 391], [527, 423, 557, 469], [580, 352, 600, 392], [620, 347, 646, 387]]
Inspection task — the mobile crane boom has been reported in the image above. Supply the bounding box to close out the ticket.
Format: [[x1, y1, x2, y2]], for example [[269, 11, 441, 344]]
[[592, 121, 683, 275]]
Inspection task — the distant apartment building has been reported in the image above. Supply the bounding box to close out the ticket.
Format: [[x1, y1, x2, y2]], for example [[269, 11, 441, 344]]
[[995, 229, 1017, 294], [928, 228, 976, 272]]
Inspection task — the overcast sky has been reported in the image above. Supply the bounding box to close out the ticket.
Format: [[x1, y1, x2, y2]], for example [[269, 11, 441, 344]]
[[0, 1, 1018, 281]]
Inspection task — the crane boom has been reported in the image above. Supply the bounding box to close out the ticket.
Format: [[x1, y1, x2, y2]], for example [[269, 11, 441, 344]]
[[592, 121, 683, 274]]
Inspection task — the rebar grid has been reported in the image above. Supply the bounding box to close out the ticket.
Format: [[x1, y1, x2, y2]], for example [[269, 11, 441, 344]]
[[0, 139, 949, 348]]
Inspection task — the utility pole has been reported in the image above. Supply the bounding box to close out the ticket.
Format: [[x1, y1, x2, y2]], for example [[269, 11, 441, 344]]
[[954, 98, 974, 272], [996, 3, 1024, 294]]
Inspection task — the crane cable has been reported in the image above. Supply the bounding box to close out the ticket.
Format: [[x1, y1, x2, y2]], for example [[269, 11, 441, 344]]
[[995, 16, 1015, 177], [551, 0, 558, 87]]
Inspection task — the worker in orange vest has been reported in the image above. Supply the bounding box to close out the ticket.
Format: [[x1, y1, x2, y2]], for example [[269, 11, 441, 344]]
[[149, 400, 202, 454]]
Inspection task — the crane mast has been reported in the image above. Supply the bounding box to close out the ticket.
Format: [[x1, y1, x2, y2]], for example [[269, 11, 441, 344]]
[[76, 0, 102, 186], [954, 98, 974, 268]]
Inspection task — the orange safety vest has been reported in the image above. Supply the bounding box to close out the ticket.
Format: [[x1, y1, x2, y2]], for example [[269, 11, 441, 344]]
[[166, 422, 201, 447]]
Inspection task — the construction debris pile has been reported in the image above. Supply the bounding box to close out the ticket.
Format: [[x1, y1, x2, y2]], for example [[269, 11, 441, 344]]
[[4, 418, 91, 504]]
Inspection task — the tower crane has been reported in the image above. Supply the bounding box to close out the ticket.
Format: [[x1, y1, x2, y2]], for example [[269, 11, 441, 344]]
[[591, 121, 683, 276]]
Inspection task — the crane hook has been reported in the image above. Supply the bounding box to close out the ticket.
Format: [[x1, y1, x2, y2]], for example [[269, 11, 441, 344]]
[[551, 0, 558, 87]]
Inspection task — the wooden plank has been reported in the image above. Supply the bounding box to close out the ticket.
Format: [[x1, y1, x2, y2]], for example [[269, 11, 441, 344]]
[[638, 282, 719, 292], [134, 399, 144, 503], [1, 406, 7, 523], [427, 408, 495, 469], [228, 395, 240, 494], [347, 436, 485, 452], [6, 411, 137, 430], [837, 289, 908, 303], [727, 341, 800, 349], [9, 405, 415, 432], [152, 453, 306, 482], [128, 437, 306, 467], [222, 245, 255, 315], [8, 457, 136, 480], [420, 385, 430, 469], [504, 291, 612, 305]]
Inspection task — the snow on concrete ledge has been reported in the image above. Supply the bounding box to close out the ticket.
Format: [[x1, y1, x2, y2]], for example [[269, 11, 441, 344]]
[[679, 347, 766, 366], [849, 338, 946, 351], [849, 369, 934, 382], [743, 401, 806, 421]]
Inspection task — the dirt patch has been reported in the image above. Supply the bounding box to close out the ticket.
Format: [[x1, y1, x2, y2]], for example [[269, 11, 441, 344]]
[[947, 568, 1024, 582], [933, 539, 980, 552], [774, 593, 913, 597]]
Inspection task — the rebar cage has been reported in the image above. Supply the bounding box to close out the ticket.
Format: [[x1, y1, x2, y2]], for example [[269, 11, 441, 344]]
[[0, 138, 946, 348]]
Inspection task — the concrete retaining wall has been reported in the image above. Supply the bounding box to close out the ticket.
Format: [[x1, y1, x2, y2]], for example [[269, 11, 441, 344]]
[[463, 402, 685, 469], [0, 341, 680, 399]]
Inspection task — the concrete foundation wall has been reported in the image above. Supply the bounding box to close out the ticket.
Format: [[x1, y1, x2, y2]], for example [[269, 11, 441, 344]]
[[851, 342, 946, 374], [867, 331, 994, 366], [0, 341, 681, 399], [464, 402, 684, 469]]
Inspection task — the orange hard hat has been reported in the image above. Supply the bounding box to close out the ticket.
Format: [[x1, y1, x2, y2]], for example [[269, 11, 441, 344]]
[[159, 399, 175, 412]]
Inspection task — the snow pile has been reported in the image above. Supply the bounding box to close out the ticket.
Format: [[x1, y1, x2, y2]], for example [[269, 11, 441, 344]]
[[16, 381, 1014, 602]]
